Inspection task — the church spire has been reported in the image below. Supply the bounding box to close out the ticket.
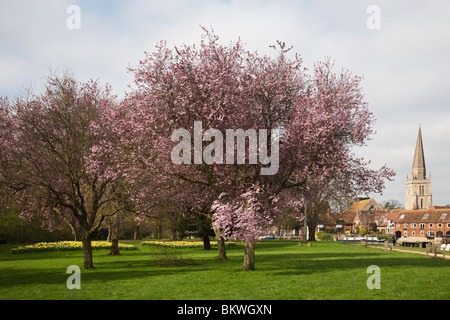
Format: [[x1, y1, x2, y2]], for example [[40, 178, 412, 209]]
[[405, 124, 432, 210], [411, 125, 426, 180]]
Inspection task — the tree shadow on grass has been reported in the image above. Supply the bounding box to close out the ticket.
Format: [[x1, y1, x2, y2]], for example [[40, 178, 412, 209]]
[[0, 261, 208, 290], [0, 248, 213, 289], [257, 248, 450, 276]]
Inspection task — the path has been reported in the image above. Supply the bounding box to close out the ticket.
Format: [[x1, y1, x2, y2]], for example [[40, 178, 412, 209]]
[[366, 244, 450, 260]]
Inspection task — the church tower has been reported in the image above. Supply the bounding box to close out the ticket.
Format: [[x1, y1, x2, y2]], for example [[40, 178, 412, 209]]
[[405, 125, 432, 210]]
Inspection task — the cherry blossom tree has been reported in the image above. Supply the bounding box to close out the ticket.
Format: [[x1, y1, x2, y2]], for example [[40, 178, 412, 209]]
[[103, 29, 394, 270], [0, 74, 124, 269]]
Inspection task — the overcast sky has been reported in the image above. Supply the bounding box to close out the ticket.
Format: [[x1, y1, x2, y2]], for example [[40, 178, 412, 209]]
[[1, 0, 449, 206]]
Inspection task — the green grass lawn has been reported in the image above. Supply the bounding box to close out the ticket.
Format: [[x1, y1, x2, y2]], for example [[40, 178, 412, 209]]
[[0, 240, 449, 300]]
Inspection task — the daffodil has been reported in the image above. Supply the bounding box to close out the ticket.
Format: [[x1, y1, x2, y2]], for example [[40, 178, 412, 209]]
[[11, 241, 138, 253]]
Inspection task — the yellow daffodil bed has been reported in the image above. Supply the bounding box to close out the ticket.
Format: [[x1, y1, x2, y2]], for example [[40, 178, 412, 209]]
[[11, 241, 138, 253], [11, 240, 236, 253], [141, 240, 236, 249]]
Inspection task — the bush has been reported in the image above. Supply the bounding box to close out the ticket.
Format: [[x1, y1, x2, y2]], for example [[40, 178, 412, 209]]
[[316, 231, 334, 241], [377, 234, 391, 243]]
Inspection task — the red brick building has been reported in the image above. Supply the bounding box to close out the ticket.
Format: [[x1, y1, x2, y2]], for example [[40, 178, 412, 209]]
[[391, 207, 450, 239]]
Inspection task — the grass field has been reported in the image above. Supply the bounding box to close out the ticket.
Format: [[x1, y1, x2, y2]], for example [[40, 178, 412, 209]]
[[0, 240, 449, 300]]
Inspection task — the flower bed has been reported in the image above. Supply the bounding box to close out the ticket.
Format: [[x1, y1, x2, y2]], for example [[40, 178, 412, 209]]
[[141, 240, 236, 249], [11, 241, 138, 254]]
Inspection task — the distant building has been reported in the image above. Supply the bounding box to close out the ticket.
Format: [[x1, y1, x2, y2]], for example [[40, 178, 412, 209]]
[[347, 198, 383, 233], [319, 198, 384, 234], [405, 125, 432, 210], [391, 207, 450, 239], [316, 213, 346, 233]]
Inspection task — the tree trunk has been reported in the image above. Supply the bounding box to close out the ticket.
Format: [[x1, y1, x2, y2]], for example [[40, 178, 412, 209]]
[[158, 222, 163, 239], [213, 227, 227, 259], [217, 237, 227, 259], [308, 221, 316, 241], [133, 224, 141, 240], [303, 202, 308, 243], [69, 223, 77, 241], [202, 234, 211, 250], [106, 220, 111, 242], [241, 241, 255, 271], [81, 233, 95, 269], [109, 215, 120, 256]]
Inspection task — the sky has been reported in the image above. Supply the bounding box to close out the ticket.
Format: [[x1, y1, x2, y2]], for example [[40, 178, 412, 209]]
[[1, 0, 449, 207]]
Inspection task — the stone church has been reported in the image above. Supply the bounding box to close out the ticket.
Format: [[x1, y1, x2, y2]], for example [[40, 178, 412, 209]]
[[405, 125, 432, 210]]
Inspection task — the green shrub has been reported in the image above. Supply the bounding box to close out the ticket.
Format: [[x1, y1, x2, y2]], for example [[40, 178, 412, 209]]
[[377, 234, 391, 243], [316, 231, 334, 241]]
